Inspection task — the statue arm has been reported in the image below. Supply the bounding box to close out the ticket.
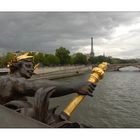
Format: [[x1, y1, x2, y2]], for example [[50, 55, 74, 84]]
[[22, 79, 85, 97], [12, 78, 86, 98], [49, 81, 87, 97], [29, 79, 85, 97], [0, 76, 84, 105]]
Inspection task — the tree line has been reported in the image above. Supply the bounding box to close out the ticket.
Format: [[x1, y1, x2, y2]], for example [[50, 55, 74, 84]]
[[0, 47, 138, 68]]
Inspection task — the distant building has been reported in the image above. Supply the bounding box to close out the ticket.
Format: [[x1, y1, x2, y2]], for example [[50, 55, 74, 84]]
[[103, 52, 105, 57], [84, 37, 95, 59], [90, 37, 95, 57]]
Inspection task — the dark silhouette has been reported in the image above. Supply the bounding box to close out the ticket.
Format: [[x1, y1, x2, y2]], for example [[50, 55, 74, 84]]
[[0, 53, 96, 127]]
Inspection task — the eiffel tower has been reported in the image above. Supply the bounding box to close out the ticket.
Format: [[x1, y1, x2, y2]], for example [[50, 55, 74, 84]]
[[90, 37, 94, 57]]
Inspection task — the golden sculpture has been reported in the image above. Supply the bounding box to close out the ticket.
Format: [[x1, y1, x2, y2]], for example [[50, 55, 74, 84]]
[[16, 52, 33, 61], [7, 52, 33, 68], [63, 62, 108, 117]]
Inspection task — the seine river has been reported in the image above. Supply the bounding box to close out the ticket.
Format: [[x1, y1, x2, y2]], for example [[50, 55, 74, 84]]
[[50, 71, 140, 128]]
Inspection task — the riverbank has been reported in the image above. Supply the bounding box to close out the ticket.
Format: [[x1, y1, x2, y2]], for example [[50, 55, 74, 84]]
[[31, 65, 91, 80]]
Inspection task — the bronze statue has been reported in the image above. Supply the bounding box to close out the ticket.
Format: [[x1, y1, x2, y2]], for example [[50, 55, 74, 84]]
[[0, 53, 96, 127]]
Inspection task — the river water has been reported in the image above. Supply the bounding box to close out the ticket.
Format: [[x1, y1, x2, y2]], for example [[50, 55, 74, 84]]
[[50, 71, 140, 128]]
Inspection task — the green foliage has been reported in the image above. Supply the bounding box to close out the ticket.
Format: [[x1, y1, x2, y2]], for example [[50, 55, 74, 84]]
[[118, 59, 138, 64], [55, 47, 71, 65], [88, 55, 138, 64], [5, 52, 15, 62], [34, 52, 44, 64], [44, 54, 60, 66], [89, 55, 112, 64], [0, 57, 5, 68], [0, 52, 16, 67], [72, 53, 88, 64], [42, 54, 49, 65], [88, 56, 96, 64], [0, 48, 139, 68]]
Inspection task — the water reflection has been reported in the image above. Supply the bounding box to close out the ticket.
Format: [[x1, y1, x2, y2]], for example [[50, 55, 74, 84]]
[[50, 72, 140, 128]]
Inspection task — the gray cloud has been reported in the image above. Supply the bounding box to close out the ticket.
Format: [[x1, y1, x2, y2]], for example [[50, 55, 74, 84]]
[[0, 12, 140, 58]]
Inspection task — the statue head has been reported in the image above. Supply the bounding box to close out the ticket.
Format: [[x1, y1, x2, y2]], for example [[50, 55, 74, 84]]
[[18, 60, 34, 79], [8, 52, 34, 79]]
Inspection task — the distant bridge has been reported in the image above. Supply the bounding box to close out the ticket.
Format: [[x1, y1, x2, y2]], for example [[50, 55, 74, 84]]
[[108, 63, 140, 71]]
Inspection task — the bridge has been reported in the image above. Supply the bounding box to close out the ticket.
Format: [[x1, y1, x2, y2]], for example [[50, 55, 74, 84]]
[[108, 63, 140, 71]]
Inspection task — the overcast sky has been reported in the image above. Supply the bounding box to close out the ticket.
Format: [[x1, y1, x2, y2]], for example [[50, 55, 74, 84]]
[[0, 12, 140, 59]]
